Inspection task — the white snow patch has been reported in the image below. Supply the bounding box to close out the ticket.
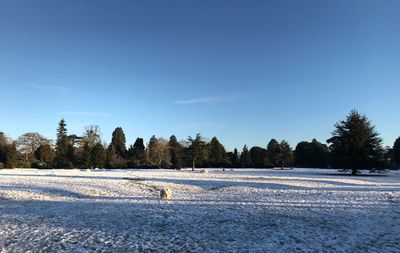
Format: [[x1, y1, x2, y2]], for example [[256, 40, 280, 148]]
[[0, 168, 399, 252]]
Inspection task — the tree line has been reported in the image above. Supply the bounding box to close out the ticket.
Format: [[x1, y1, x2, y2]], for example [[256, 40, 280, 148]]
[[1, 110, 399, 174]]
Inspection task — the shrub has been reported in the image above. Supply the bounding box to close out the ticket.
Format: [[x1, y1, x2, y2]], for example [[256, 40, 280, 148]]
[[32, 161, 51, 169]]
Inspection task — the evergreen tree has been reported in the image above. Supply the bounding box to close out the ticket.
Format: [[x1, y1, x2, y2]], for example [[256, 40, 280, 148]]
[[0, 134, 18, 168], [127, 138, 146, 167], [209, 137, 227, 167], [393, 137, 400, 166], [35, 144, 55, 166], [147, 135, 159, 166], [91, 143, 106, 168], [168, 135, 183, 169], [54, 119, 74, 168], [240, 145, 251, 168], [79, 125, 104, 169], [327, 110, 384, 175], [187, 133, 207, 170], [278, 140, 293, 169], [111, 127, 126, 158], [250, 146, 270, 168], [82, 143, 92, 169], [294, 139, 329, 168], [266, 139, 281, 167], [232, 148, 239, 166]]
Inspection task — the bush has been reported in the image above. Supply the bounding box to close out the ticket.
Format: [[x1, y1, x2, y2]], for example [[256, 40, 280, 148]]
[[0, 162, 4, 169], [32, 161, 51, 169], [17, 161, 32, 168]]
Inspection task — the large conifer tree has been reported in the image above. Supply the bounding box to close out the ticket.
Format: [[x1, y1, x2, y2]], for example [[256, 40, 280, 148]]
[[209, 137, 227, 167], [392, 137, 400, 166], [54, 119, 73, 168], [266, 139, 281, 167], [111, 127, 126, 158], [147, 135, 159, 166], [240, 145, 251, 168], [35, 144, 55, 166], [327, 110, 384, 175], [278, 140, 293, 169], [127, 137, 146, 167], [250, 146, 270, 168], [232, 148, 239, 166], [187, 133, 207, 170], [91, 143, 106, 168], [168, 135, 182, 169]]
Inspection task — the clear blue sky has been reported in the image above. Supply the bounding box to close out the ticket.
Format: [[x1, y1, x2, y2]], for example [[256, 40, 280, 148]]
[[0, 0, 399, 151]]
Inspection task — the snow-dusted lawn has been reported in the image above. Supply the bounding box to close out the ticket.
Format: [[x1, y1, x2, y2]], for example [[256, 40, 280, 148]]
[[0, 168, 399, 252]]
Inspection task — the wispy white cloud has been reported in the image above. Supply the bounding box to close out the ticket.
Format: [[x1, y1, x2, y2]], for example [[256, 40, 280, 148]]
[[177, 123, 222, 129], [29, 83, 71, 93], [174, 96, 235, 105], [58, 112, 111, 117]]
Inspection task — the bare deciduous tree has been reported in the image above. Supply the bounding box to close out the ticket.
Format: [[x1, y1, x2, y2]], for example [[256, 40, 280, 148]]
[[83, 125, 102, 148], [16, 132, 51, 161], [147, 136, 171, 168]]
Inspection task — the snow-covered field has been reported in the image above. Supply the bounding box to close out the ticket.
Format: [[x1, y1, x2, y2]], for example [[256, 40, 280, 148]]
[[0, 168, 399, 252]]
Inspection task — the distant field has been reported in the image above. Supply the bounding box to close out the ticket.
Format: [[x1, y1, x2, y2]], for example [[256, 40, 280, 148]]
[[0, 168, 399, 252]]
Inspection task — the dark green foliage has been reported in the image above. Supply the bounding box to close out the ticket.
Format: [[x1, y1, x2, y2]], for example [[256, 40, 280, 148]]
[[187, 134, 207, 170], [209, 137, 227, 167], [1, 109, 393, 170], [266, 139, 281, 167], [168, 135, 183, 169], [230, 148, 239, 167], [327, 110, 384, 175], [35, 144, 55, 166], [383, 146, 395, 168], [147, 135, 159, 166], [0, 135, 18, 168], [91, 143, 106, 168], [54, 119, 74, 168], [82, 143, 92, 169], [250, 146, 271, 168], [225, 151, 233, 167], [78, 125, 106, 169], [240, 145, 251, 167], [127, 138, 146, 167], [111, 127, 126, 158], [278, 140, 293, 168], [393, 137, 400, 166], [294, 139, 329, 168]]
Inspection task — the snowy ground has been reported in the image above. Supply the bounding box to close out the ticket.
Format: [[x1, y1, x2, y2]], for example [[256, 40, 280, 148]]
[[0, 168, 399, 252]]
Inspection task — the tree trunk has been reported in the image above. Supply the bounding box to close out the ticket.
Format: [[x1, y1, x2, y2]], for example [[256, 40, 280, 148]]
[[192, 159, 195, 171], [352, 169, 357, 175]]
